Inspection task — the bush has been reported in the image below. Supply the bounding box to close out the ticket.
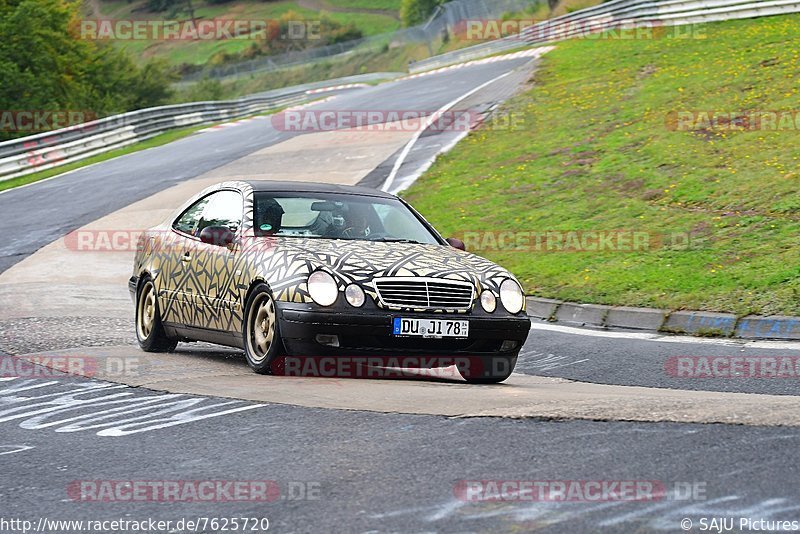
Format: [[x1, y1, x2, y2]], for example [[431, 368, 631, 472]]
[[181, 78, 226, 102]]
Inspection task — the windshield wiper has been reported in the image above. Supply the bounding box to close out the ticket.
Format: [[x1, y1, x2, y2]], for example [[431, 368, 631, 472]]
[[370, 237, 425, 244]]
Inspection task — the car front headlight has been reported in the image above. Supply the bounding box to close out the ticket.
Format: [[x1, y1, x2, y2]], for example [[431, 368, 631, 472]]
[[308, 270, 338, 306], [344, 283, 365, 307], [499, 279, 524, 314], [480, 290, 496, 313]]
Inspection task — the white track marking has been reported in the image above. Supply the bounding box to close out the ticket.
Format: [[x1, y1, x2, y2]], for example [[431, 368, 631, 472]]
[[380, 72, 512, 193], [530, 321, 800, 349], [386, 128, 470, 194], [401, 48, 554, 81], [306, 83, 369, 94], [381, 47, 554, 193], [0, 379, 263, 437], [0, 444, 34, 455]]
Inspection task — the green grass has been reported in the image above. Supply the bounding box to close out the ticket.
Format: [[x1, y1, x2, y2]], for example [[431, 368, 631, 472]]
[[327, 0, 401, 9], [96, 0, 400, 67], [403, 14, 800, 316], [319, 11, 399, 35]]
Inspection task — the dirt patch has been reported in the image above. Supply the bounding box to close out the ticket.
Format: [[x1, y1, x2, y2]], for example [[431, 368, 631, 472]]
[[637, 64, 657, 79], [642, 189, 662, 201], [759, 57, 779, 68]]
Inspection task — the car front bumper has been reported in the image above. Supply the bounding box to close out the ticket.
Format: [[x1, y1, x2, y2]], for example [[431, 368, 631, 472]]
[[276, 301, 530, 359]]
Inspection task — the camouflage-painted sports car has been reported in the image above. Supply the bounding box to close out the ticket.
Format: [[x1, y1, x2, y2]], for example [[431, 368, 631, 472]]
[[130, 181, 530, 383]]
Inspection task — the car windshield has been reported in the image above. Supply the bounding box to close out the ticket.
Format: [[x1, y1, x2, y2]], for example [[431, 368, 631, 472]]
[[253, 192, 441, 244]]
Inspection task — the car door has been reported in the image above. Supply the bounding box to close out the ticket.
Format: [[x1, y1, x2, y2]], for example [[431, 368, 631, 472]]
[[190, 189, 245, 332], [160, 194, 211, 327]]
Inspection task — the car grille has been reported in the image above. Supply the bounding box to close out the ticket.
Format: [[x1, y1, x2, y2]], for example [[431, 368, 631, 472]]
[[373, 277, 474, 312]]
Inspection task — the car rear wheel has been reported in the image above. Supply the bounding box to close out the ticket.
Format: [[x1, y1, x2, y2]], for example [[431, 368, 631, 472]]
[[243, 284, 284, 374], [136, 278, 178, 352], [458, 355, 517, 384]]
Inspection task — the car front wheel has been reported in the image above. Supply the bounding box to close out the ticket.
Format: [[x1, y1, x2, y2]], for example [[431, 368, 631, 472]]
[[136, 277, 178, 352], [243, 284, 284, 374]]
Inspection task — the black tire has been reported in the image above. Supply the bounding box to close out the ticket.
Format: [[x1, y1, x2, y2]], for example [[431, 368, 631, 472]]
[[135, 277, 178, 352], [458, 355, 517, 384], [243, 283, 284, 374]]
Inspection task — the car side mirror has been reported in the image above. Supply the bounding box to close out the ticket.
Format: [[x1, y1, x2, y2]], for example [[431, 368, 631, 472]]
[[199, 226, 235, 247], [446, 237, 466, 251]]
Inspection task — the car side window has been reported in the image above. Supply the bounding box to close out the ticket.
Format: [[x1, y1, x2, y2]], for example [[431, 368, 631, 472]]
[[172, 197, 210, 236], [196, 190, 243, 235]]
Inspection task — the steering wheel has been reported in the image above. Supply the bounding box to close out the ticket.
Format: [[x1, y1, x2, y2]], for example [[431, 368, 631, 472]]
[[341, 225, 374, 239]]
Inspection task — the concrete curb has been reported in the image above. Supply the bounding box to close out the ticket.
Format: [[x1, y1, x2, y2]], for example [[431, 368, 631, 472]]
[[525, 296, 800, 341], [555, 302, 609, 327]]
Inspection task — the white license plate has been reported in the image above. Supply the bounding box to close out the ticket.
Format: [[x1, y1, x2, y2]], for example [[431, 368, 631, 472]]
[[392, 318, 469, 338]]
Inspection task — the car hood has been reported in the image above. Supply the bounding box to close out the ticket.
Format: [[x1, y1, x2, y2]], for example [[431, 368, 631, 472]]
[[249, 237, 515, 291]]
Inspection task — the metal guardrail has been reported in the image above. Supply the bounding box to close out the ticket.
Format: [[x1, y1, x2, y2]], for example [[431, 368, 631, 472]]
[[409, 0, 800, 72], [0, 72, 400, 183]]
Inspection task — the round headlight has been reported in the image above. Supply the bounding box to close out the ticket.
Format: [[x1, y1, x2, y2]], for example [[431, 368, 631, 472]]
[[344, 284, 365, 307], [308, 270, 338, 306], [499, 279, 524, 314], [480, 290, 496, 313]]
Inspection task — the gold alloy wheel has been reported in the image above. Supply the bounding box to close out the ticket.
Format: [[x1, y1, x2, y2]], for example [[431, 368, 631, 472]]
[[247, 292, 276, 363], [137, 281, 156, 340]]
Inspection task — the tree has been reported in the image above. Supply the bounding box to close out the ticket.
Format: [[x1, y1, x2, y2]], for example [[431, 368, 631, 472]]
[[400, 0, 442, 27], [0, 0, 176, 140]]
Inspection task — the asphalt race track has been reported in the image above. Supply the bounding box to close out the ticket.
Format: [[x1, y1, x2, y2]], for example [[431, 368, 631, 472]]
[[2, 54, 800, 533], [2, 366, 800, 533]]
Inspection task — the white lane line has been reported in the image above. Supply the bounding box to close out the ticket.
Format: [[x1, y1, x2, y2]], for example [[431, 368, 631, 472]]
[[387, 130, 469, 194], [306, 83, 369, 94], [401, 48, 552, 81], [0, 445, 34, 455], [529, 321, 800, 350], [379, 71, 512, 193]]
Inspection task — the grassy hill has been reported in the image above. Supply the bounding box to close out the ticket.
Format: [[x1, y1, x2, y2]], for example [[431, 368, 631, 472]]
[[91, 0, 401, 69], [403, 14, 800, 316], [91, 0, 604, 93]]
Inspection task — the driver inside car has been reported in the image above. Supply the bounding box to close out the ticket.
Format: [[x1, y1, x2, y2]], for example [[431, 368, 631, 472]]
[[340, 206, 371, 239]]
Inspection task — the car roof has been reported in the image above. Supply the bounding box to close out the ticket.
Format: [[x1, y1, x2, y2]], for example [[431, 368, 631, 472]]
[[240, 180, 397, 199]]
